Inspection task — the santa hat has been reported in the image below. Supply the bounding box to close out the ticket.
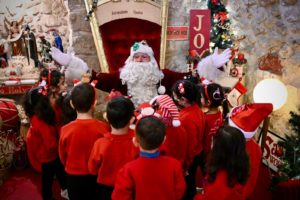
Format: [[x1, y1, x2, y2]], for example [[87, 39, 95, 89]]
[[150, 95, 181, 127], [125, 40, 158, 67], [228, 103, 273, 139]]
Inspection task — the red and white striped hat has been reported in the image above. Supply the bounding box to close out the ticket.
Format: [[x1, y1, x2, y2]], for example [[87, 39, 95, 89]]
[[151, 95, 181, 127]]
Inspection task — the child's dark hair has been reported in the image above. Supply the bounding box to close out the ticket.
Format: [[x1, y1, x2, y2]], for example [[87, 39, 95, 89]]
[[57, 92, 77, 125], [23, 87, 56, 125], [207, 125, 249, 187], [172, 79, 202, 107], [71, 83, 95, 113], [106, 97, 134, 129], [136, 116, 166, 150], [200, 83, 229, 119]]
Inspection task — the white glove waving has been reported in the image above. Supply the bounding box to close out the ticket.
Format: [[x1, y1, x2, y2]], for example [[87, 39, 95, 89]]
[[211, 47, 231, 68]]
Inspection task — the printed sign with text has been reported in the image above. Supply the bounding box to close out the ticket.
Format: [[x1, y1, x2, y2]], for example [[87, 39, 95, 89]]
[[189, 9, 211, 55], [167, 26, 189, 40]]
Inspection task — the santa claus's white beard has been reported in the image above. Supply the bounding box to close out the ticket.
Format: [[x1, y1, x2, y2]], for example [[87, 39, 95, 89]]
[[120, 62, 161, 107]]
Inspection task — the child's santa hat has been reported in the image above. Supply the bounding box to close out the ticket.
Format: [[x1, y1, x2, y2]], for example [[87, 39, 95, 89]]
[[228, 103, 273, 139], [150, 95, 181, 127]]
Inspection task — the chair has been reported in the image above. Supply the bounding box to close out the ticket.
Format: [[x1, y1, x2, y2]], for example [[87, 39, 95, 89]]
[[84, 0, 168, 73]]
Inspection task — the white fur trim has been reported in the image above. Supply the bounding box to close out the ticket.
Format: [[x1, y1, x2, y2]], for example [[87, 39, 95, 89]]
[[149, 95, 161, 105], [228, 118, 257, 139]]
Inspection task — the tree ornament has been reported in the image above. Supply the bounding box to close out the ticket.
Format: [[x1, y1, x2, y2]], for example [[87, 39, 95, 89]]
[[230, 67, 239, 77]]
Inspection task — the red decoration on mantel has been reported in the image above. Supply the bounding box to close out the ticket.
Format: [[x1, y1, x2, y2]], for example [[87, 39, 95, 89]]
[[0, 84, 37, 95]]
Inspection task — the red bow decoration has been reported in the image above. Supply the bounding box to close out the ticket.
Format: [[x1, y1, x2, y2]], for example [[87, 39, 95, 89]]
[[214, 12, 228, 24], [178, 82, 185, 95], [37, 86, 48, 96]]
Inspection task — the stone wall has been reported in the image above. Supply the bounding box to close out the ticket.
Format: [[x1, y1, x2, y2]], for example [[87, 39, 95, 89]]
[[67, 0, 100, 71], [0, 0, 70, 52]]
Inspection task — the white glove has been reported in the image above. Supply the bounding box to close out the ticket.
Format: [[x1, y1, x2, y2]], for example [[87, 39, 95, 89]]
[[211, 47, 231, 68], [197, 47, 231, 81], [50, 47, 72, 67]]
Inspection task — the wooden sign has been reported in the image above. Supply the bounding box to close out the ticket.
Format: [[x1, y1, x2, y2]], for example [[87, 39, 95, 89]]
[[95, 0, 161, 26], [189, 9, 211, 55], [166, 26, 188, 40]]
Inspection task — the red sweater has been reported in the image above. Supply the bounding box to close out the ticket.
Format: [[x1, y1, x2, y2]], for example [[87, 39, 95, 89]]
[[194, 170, 245, 200], [180, 104, 205, 168], [243, 139, 262, 198], [203, 111, 223, 156], [59, 118, 109, 175], [160, 126, 188, 167], [26, 115, 59, 163], [53, 102, 63, 133], [112, 154, 186, 200], [88, 132, 137, 186]]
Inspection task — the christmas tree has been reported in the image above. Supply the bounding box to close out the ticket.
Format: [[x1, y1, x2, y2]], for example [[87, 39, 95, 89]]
[[207, 0, 233, 50], [272, 109, 300, 185]]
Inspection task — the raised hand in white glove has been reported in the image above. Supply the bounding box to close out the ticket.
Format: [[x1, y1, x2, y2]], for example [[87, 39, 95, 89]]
[[50, 47, 72, 67], [211, 47, 231, 68]]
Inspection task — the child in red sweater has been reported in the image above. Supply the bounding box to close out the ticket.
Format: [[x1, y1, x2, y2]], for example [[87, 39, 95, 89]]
[[194, 126, 250, 200], [112, 116, 186, 200], [88, 96, 137, 200], [39, 68, 68, 130], [228, 103, 273, 198], [172, 80, 205, 200], [199, 83, 228, 163], [59, 83, 110, 200], [24, 86, 68, 200]]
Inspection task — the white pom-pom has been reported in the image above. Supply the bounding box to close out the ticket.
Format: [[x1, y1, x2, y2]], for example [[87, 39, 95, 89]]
[[158, 85, 166, 94], [172, 120, 181, 127]]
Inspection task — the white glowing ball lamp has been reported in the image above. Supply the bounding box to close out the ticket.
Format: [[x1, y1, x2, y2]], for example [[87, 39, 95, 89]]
[[253, 79, 288, 111]]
